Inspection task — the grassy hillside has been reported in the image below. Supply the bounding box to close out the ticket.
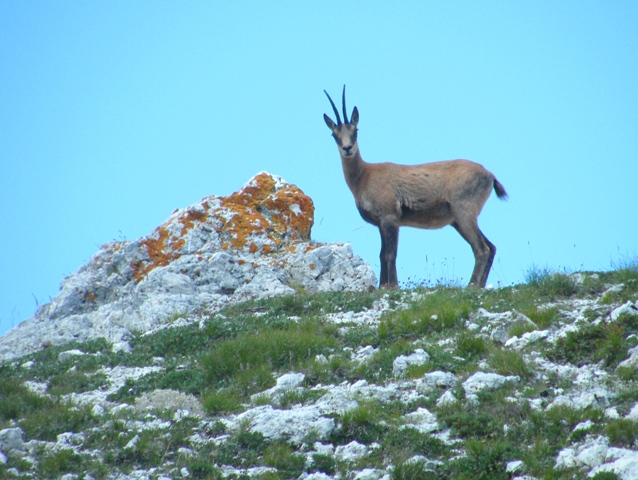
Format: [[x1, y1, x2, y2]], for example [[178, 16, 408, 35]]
[[1, 262, 638, 479]]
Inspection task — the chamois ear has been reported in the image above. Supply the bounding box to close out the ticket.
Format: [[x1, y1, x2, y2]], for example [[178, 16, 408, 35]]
[[350, 107, 359, 126], [324, 114, 337, 130]]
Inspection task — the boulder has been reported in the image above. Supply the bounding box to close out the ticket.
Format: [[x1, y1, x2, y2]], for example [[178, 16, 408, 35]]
[[0, 172, 376, 362]]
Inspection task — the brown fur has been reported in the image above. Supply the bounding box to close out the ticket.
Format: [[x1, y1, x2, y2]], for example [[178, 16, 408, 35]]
[[324, 87, 507, 288]]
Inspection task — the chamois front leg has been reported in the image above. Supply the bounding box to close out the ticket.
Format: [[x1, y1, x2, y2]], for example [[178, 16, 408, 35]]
[[379, 221, 399, 288]]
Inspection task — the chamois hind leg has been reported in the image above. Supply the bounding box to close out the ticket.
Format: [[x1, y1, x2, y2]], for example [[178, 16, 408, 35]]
[[452, 219, 495, 288], [478, 232, 496, 287], [378, 221, 399, 288]]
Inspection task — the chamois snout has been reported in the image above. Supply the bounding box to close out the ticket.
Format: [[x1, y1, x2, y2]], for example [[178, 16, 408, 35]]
[[330, 124, 359, 158], [341, 141, 357, 157]]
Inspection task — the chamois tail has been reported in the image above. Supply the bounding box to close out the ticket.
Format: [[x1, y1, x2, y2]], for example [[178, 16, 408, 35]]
[[493, 178, 508, 200]]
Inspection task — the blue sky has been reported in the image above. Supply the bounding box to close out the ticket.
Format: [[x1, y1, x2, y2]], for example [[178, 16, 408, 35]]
[[1, 1, 637, 336]]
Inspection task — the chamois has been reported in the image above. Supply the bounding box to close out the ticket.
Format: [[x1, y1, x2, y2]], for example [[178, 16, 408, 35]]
[[323, 86, 507, 288]]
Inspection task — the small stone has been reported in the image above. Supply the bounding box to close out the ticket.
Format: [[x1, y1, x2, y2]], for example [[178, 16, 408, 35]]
[[305, 473, 333, 480], [505, 330, 549, 350], [352, 468, 386, 480], [625, 403, 638, 421], [58, 349, 86, 362], [92, 404, 105, 416], [124, 434, 139, 450], [312, 442, 335, 456], [393, 349, 429, 377], [315, 354, 329, 365], [275, 372, 305, 389], [506, 460, 524, 473], [135, 389, 205, 417], [0, 427, 25, 452], [403, 407, 438, 433], [573, 420, 594, 432], [352, 345, 377, 364], [419, 371, 457, 390], [335, 441, 368, 461], [462, 372, 519, 395], [605, 407, 620, 419], [436, 390, 458, 407], [610, 301, 638, 322], [112, 341, 132, 353]]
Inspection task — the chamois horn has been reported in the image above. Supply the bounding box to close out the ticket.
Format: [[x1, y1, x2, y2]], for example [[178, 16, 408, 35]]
[[324, 89, 342, 125], [342, 85, 349, 124]]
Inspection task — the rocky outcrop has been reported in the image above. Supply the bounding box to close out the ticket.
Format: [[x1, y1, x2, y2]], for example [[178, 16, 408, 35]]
[[1, 270, 638, 478], [0, 172, 375, 361]]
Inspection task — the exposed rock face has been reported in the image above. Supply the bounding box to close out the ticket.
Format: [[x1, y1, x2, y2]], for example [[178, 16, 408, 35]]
[[0, 172, 376, 361]]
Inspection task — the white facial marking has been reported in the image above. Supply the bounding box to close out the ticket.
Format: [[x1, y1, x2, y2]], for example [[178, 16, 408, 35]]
[[333, 124, 358, 157]]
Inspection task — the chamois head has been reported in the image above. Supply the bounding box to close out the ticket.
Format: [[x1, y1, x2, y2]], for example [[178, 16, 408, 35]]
[[324, 86, 360, 158]]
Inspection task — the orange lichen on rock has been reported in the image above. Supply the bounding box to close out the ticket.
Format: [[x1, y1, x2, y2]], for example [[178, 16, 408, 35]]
[[214, 172, 314, 252], [130, 172, 315, 282], [83, 291, 97, 303], [262, 245, 273, 255], [262, 187, 314, 241], [132, 226, 181, 282], [178, 206, 210, 237]]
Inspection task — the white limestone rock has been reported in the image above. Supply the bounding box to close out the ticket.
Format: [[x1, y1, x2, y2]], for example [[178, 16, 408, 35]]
[[556, 435, 638, 479], [617, 345, 638, 370], [0, 172, 375, 362], [436, 390, 458, 407], [462, 372, 520, 396], [610, 301, 638, 322], [335, 441, 368, 462], [392, 349, 429, 377], [58, 349, 86, 362], [230, 405, 336, 445], [505, 330, 549, 350], [0, 428, 25, 453], [472, 308, 537, 344], [304, 473, 333, 480], [402, 407, 439, 433], [352, 468, 388, 480], [625, 403, 638, 422], [416, 371, 457, 392], [134, 389, 205, 417], [251, 372, 306, 403]]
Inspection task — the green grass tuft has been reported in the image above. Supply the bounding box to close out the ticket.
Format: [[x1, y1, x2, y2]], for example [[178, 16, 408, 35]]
[[263, 442, 306, 478], [202, 388, 245, 414], [455, 331, 489, 360], [522, 305, 560, 329], [378, 288, 472, 343], [605, 418, 638, 448], [331, 401, 389, 445], [548, 322, 632, 369], [202, 322, 338, 386], [489, 347, 533, 379], [525, 265, 577, 298]]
